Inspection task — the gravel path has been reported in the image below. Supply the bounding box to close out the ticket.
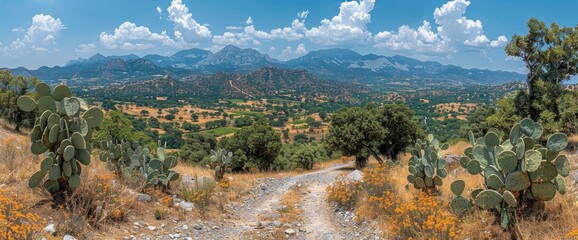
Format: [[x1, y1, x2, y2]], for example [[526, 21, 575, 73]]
[[173, 163, 375, 240]]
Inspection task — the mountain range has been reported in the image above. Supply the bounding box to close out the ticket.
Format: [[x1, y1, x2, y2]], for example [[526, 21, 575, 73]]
[[3, 45, 524, 86], [88, 66, 375, 103]]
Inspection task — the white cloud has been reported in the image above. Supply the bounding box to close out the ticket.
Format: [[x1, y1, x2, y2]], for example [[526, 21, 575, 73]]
[[211, 31, 261, 51], [490, 36, 508, 47], [269, 46, 276, 52], [99, 22, 185, 50], [75, 43, 96, 54], [211, 12, 308, 50], [295, 43, 307, 54], [225, 26, 243, 30], [374, 0, 507, 54], [156, 6, 163, 19], [11, 28, 25, 32], [298, 11, 309, 19], [167, 0, 211, 43], [306, 0, 375, 45], [278, 44, 308, 60], [246, 16, 253, 25], [4, 14, 65, 56]]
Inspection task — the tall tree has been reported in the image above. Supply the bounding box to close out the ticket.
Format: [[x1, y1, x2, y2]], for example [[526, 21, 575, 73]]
[[506, 18, 578, 120], [377, 104, 423, 161], [326, 105, 385, 168], [219, 119, 281, 171], [0, 71, 38, 131]]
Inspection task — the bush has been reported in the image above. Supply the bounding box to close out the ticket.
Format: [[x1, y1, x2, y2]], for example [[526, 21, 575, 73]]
[[386, 193, 461, 239], [0, 190, 45, 240], [326, 178, 362, 210], [179, 179, 216, 209]]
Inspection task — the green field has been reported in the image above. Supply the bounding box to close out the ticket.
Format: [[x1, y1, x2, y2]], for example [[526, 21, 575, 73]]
[[203, 127, 239, 137], [234, 111, 265, 118]]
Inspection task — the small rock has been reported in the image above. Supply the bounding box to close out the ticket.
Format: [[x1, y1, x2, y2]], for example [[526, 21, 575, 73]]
[[147, 226, 157, 231], [184, 238, 193, 240], [193, 224, 203, 230], [137, 194, 152, 202], [44, 223, 56, 235], [284, 228, 296, 235], [168, 234, 175, 239], [273, 220, 282, 228], [63, 235, 76, 240], [181, 225, 189, 230], [444, 154, 461, 165], [174, 234, 181, 238], [178, 201, 194, 211], [346, 170, 363, 182]]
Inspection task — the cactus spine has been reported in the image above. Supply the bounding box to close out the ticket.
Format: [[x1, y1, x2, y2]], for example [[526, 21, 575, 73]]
[[20, 83, 104, 205], [450, 119, 570, 228]]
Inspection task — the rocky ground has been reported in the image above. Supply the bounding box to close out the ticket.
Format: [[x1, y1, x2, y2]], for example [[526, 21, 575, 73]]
[[121, 164, 381, 240]]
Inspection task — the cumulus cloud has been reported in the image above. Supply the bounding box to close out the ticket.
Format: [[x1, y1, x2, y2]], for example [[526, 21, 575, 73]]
[[167, 0, 211, 43], [156, 6, 163, 19], [278, 44, 308, 60], [246, 16, 253, 25], [75, 43, 96, 54], [99, 22, 184, 50], [295, 43, 307, 54], [211, 12, 308, 50], [374, 0, 506, 53], [306, 0, 375, 45], [4, 14, 65, 56], [490, 36, 508, 47]]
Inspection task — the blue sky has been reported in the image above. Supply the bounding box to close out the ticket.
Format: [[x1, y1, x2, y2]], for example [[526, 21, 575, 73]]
[[1, 0, 577, 74]]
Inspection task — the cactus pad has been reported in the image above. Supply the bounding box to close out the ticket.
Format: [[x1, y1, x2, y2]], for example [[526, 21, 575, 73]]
[[52, 85, 72, 101], [497, 150, 517, 173], [484, 132, 500, 147], [505, 170, 531, 191], [520, 118, 535, 136], [17, 96, 38, 112], [451, 180, 465, 196], [29, 171, 46, 188], [547, 133, 568, 153], [451, 196, 472, 215], [524, 150, 542, 172], [554, 176, 566, 194], [485, 174, 505, 190], [502, 190, 517, 207], [555, 155, 570, 177], [528, 162, 557, 183], [531, 182, 556, 201], [475, 190, 503, 209], [466, 160, 481, 174]]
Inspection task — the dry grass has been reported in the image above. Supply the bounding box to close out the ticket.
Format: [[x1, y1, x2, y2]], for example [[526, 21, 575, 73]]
[[353, 142, 578, 239], [277, 184, 304, 224]]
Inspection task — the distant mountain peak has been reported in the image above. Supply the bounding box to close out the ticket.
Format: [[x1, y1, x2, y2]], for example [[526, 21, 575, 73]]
[[221, 44, 242, 51]]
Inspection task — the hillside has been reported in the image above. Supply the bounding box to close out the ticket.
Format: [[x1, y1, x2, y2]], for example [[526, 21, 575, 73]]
[[88, 66, 376, 103]]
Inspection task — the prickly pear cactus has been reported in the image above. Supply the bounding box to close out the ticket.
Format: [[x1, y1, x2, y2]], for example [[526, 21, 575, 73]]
[[210, 149, 233, 181], [99, 139, 149, 177], [450, 119, 570, 228], [406, 134, 449, 194], [146, 144, 179, 189], [19, 83, 103, 204]]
